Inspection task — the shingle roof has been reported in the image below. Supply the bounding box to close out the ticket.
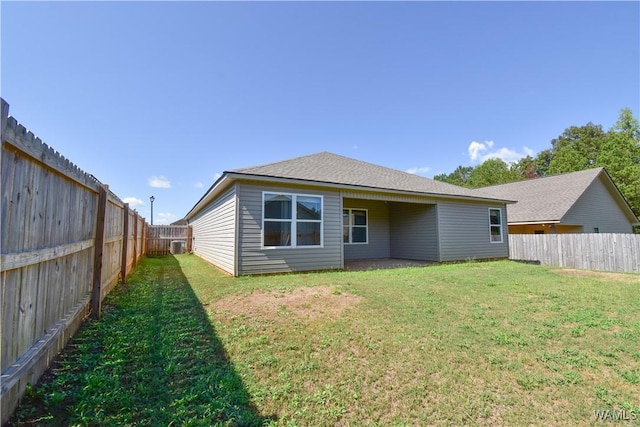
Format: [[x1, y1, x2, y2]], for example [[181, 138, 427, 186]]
[[230, 151, 507, 201], [476, 168, 604, 223]]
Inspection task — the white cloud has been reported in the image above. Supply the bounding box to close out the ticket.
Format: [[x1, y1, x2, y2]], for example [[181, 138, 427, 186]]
[[406, 166, 431, 175], [194, 181, 204, 188], [468, 140, 534, 164], [155, 212, 178, 225], [148, 176, 172, 188], [123, 197, 144, 207], [468, 140, 494, 161]]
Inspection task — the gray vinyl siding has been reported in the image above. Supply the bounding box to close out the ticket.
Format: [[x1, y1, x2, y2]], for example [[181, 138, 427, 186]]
[[562, 177, 634, 233], [343, 199, 390, 260], [389, 202, 439, 261], [437, 201, 509, 261], [237, 183, 342, 275], [189, 185, 237, 275]]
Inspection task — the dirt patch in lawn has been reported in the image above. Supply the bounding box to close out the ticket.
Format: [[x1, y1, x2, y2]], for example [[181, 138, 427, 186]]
[[210, 286, 363, 322], [551, 269, 640, 282]]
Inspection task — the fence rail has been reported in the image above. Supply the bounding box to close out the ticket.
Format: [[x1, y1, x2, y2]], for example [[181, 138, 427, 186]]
[[509, 233, 640, 273], [0, 99, 149, 423]]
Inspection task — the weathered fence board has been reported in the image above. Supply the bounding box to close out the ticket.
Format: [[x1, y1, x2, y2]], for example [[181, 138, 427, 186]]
[[0, 99, 149, 423], [148, 225, 190, 256], [509, 233, 640, 273]]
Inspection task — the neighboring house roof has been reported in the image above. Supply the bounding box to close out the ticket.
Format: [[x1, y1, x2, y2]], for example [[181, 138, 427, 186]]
[[477, 167, 638, 225], [185, 152, 513, 219]]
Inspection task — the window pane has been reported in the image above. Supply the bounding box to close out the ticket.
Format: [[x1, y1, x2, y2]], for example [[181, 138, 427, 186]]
[[264, 194, 292, 219], [343, 226, 349, 243], [490, 226, 502, 242], [490, 209, 501, 225], [297, 222, 321, 246], [297, 196, 322, 220], [352, 227, 367, 243], [353, 210, 367, 226], [343, 210, 349, 227], [264, 221, 291, 246]]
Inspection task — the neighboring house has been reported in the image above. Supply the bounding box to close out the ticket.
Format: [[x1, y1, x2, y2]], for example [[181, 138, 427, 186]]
[[184, 152, 513, 276], [478, 168, 639, 234]]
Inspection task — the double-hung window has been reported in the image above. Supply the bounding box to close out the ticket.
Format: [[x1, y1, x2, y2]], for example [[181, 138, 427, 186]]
[[263, 192, 322, 248], [489, 208, 503, 243], [343, 209, 368, 244]]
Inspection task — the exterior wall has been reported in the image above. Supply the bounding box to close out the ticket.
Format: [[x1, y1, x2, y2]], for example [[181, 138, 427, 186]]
[[389, 202, 439, 261], [555, 225, 584, 233], [189, 179, 512, 274], [437, 201, 509, 261], [190, 185, 237, 275], [343, 199, 390, 260], [237, 183, 342, 275], [562, 177, 634, 233]]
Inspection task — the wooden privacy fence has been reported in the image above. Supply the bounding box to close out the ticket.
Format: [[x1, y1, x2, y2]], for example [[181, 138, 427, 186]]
[[509, 233, 640, 274], [148, 225, 191, 256], [0, 99, 149, 423]]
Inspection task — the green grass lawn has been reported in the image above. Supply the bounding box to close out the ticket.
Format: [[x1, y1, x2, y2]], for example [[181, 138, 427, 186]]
[[9, 255, 639, 426]]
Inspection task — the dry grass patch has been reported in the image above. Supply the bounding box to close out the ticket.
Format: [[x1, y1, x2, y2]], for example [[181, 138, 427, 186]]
[[210, 286, 362, 323], [552, 268, 640, 282]]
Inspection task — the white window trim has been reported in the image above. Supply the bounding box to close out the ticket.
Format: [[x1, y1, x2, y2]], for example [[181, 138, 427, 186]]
[[262, 191, 324, 249], [343, 208, 369, 245], [489, 207, 503, 243]]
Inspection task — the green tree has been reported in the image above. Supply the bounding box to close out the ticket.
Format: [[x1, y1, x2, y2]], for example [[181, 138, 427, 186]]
[[597, 108, 640, 216], [547, 123, 607, 174], [434, 165, 474, 187], [533, 149, 554, 177], [610, 107, 640, 141], [512, 155, 541, 179], [468, 158, 520, 188]]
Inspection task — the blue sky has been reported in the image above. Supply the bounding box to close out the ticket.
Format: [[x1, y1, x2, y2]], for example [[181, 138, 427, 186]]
[[2, 1, 638, 224]]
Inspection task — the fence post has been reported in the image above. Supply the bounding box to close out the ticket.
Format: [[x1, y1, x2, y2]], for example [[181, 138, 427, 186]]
[[91, 185, 108, 319], [140, 219, 145, 257], [121, 203, 130, 283], [186, 225, 193, 252], [1, 98, 8, 142], [133, 211, 139, 267], [1, 99, 8, 172]]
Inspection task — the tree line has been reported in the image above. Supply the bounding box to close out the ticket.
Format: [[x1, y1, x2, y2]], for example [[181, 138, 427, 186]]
[[434, 108, 640, 217]]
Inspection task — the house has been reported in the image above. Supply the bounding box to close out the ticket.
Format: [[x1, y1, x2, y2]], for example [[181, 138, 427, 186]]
[[184, 152, 514, 276], [477, 168, 639, 234]]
